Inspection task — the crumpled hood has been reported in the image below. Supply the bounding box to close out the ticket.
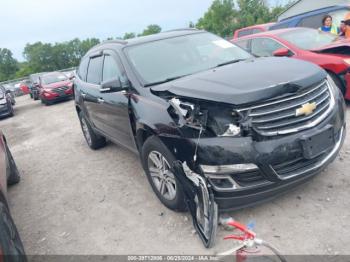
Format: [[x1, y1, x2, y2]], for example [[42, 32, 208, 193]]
[[43, 80, 71, 89], [151, 57, 326, 105]]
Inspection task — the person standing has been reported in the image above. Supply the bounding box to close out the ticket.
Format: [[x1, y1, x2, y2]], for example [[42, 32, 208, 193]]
[[319, 15, 339, 35], [344, 12, 350, 38]]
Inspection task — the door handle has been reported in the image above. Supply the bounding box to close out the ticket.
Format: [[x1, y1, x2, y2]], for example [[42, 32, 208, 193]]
[[97, 98, 105, 104], [81, 92, 86, 98]]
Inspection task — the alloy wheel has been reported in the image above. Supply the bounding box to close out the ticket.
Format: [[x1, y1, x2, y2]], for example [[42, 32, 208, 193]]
[[147, 151, 177, 201]]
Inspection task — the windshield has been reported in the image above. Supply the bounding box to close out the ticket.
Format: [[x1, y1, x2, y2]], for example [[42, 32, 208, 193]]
[[41, 73, 67, 85], [125, 32, 252, 85], [278, 29, 338, 50]]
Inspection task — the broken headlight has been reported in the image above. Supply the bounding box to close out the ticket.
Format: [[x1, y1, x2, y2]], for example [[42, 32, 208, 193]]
[[168, 98, 244, 137]]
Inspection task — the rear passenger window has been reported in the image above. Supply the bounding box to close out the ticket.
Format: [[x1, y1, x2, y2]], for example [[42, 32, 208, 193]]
[[78, 57, 89, 81], [87, 56, 103, 84], [103, 55, 122, 81]]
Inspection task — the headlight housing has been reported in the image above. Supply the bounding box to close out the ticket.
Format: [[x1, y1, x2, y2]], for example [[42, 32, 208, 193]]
[[168, 98, 243, 137]]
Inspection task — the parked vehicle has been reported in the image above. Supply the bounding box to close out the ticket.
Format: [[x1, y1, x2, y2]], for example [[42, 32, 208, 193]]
[[0, 86, 15, 118], [74, 29, 346, 247], [233, 27, 350, 100], [28, 73, 46, 100], [0, 131, 26, 259], [233, 23, 275, 39], [2, 85, 16, 105], [19, 80, 31, 95], [270, 4, 350, 30], [38, 72, 73, 105]]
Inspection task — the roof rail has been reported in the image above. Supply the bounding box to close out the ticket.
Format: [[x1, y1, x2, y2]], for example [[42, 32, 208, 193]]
[[101, 39, 127, 45], [164, 28, 199, 33]]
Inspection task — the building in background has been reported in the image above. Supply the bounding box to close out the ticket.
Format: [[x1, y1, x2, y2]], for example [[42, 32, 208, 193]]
[[278, 0, 350, 21]]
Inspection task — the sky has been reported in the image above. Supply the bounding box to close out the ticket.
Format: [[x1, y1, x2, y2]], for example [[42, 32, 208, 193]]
[[0, 0, 287, 61]]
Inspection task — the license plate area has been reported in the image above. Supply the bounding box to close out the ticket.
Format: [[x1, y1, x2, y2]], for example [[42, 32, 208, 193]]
[[301, 127, 334, 159]]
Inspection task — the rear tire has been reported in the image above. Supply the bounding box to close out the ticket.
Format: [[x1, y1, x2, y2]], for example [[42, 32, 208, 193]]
[[329, 72, 346, 96], [141, 136, 186, 212], [78, 111, 106, 150]]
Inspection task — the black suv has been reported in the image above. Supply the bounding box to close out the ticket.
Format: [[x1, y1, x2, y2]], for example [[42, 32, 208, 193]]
[[74, 29, 346, 247]]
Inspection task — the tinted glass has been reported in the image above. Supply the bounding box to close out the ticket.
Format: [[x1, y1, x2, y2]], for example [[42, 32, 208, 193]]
[[251, 38, 284, 57], [279, 28, 337, 50], [78, 57, 89, 81], [87, 56, 103, 84], [103, 55, 121, 81], [125, 32, 252, 84]]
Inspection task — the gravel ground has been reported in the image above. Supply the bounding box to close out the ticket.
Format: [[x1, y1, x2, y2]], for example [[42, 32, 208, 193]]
[[0, 95, 349, 256]]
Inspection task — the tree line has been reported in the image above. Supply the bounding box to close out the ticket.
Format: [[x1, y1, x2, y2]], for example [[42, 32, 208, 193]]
[[0, 0, 291, 82]]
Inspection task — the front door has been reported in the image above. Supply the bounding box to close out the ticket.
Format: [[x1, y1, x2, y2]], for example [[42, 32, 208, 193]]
[[97, 50, 137, 151]]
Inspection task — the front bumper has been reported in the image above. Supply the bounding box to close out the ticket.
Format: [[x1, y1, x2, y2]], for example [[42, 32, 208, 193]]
[[163, 90, 346, 211], [41, 89, 73, 102]]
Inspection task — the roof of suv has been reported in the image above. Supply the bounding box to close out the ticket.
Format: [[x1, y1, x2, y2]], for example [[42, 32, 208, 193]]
[[88, 29, 205, 54]]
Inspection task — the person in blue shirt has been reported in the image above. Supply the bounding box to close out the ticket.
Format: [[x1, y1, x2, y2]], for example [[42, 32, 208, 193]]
[[319, 15, 339, 35]]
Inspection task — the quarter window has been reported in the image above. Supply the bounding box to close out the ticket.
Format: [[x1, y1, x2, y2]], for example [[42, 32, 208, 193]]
[[87, 56, 103, 84]]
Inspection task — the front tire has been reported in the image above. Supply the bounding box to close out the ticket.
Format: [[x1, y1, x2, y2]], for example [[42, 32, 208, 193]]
[[5, 142, 20, 185], [0, 202, 26, 259], [78, 111, 106, 150], [142, 136, 186, 211]]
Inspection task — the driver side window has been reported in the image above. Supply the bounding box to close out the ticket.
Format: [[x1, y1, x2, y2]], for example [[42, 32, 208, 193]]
[[251, 38, 285, 57], [103, 55, 122, 82]]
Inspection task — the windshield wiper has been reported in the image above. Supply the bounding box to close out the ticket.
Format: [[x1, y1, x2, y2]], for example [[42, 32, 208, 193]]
[[216, 59, 246, 67], [144, 74, 189, 87]]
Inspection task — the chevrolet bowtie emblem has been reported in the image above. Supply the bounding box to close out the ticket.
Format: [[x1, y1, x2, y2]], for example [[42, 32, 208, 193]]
[[296, 102, 317, 116]]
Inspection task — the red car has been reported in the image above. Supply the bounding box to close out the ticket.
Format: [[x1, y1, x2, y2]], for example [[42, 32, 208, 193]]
[[38, 72, 74, 105], [19, 80, 31, 95], [0, 131, 26, 259], [233, 27, 350, 100], [233, 22, 275, 39]]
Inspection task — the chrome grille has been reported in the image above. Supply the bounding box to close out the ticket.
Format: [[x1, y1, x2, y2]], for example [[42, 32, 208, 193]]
[[52, 86, 69, 93], [237, 80, 334, 136]]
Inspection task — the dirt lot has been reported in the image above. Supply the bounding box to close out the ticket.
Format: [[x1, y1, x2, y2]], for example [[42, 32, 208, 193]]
[[0, 95, 349, 255]]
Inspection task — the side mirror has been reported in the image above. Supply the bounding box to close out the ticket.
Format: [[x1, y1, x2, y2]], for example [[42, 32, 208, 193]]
[[100, 77, 123, 93], [273, 48, 292, 57]]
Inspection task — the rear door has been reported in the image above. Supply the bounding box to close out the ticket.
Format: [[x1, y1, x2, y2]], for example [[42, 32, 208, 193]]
[[83, 53, 105, 130], [98, 50, 137, 151]]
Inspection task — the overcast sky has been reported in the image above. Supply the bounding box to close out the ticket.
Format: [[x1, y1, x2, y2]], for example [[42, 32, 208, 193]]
[[1, 0, 286, 61]]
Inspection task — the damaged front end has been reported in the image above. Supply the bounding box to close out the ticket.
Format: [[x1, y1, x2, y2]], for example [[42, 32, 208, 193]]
[[164, 96, 253, 248]]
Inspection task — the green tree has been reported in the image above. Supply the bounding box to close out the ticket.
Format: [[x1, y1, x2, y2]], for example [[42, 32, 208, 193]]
[[0, 48, 18, 81], [196, 0, 237, 38], [123, 32, 136, 40], [139, 24, 162, 36]]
